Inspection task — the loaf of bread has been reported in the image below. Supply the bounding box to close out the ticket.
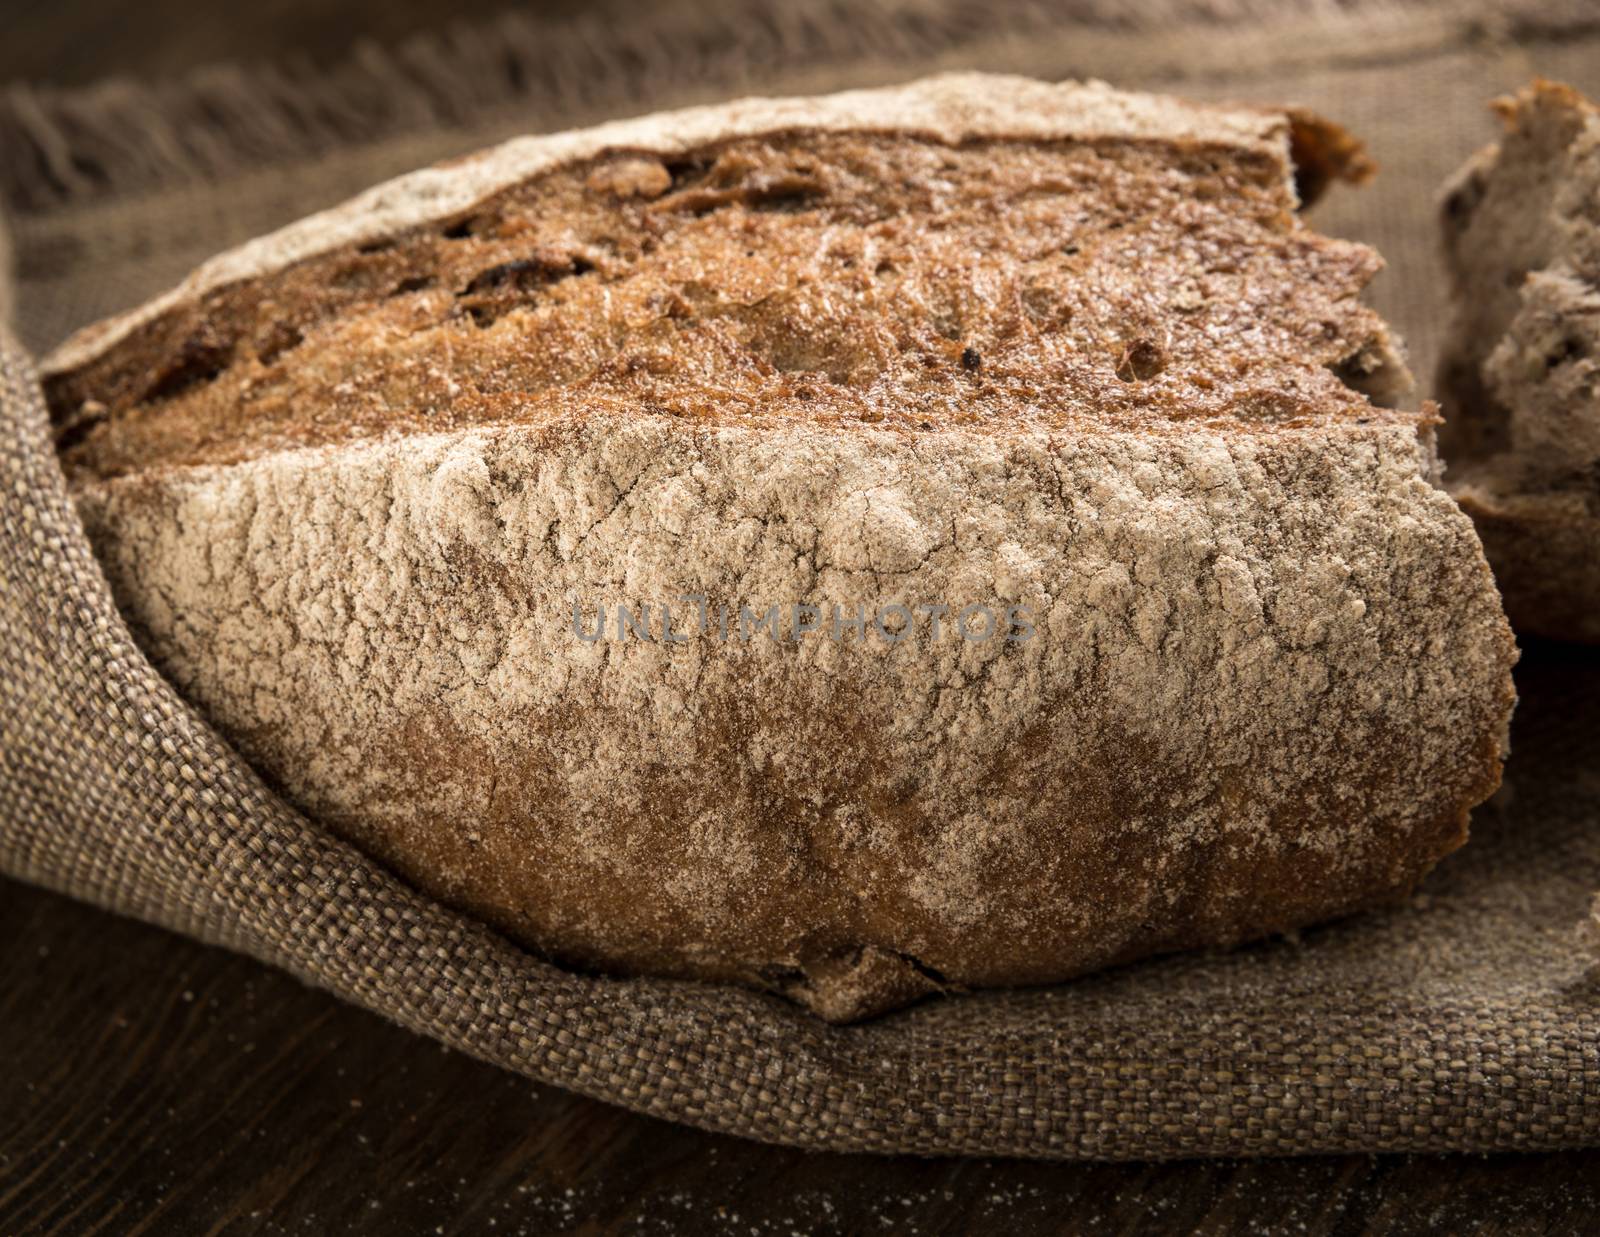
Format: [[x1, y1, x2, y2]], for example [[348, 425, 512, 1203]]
[[45, 74, 1516, 1021], [1438, 79, 1600, 643]]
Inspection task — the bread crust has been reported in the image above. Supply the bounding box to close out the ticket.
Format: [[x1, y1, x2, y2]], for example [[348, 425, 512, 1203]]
[[43, 73, 1358, 381], [50, 74, 1515, 1020]]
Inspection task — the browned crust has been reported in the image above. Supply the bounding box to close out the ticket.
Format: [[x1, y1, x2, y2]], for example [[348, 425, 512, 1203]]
[[1458, 487, 1600, 643], [48, 122, 1410, 482], [44, 74, 1302, 378], [1285, 107, 1377, 206]]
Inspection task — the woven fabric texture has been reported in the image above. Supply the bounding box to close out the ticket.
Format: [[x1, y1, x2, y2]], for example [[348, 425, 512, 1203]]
[[2, 0, 1599, 1158]]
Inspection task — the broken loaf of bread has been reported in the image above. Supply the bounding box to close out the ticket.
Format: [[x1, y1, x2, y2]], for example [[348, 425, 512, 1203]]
[[1438, 79, 1600, 643], [45, 74, 1516, 1021]]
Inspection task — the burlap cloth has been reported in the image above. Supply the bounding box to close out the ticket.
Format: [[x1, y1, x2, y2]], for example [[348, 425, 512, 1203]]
[[2, 0, 1598, 1159]]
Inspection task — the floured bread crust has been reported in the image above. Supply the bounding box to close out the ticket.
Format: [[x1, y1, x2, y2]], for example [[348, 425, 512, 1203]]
[[1437, 79, 1600, 643], [47, 74, 1516, 1020]]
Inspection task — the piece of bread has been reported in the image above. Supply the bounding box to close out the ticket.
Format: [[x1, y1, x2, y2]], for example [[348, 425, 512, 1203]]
[[44, 74, 1516, 1021], [1437, 79, 1600, 643]]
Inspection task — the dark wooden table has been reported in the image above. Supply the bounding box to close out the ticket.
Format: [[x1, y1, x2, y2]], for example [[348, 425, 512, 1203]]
[[3, 879, 1598, 1236], [3, 2, 1598, 1232]]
